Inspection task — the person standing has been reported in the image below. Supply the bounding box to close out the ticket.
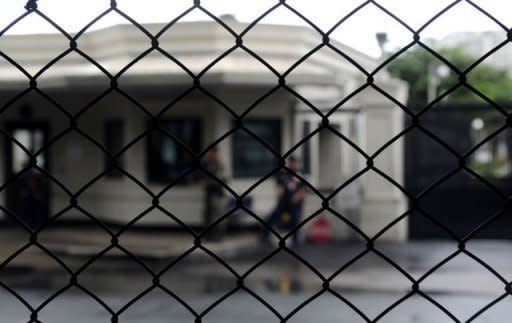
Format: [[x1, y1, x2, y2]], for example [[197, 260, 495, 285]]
[[19, 165, 46, 229], [199, 147, 227, 241], [261, 156, 307, 247]]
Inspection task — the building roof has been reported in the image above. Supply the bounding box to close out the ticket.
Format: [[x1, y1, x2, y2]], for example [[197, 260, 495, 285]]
[[0, 19, 394, 89]]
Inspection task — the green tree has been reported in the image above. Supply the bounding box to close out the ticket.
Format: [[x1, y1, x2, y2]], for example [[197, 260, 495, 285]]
[[386, 45, 512, 104]]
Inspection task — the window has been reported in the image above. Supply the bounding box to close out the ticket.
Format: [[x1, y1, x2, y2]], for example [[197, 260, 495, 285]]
[[104, 120, 124, 178], [147, 119, 201, 184], [232, 119, 281, 178]]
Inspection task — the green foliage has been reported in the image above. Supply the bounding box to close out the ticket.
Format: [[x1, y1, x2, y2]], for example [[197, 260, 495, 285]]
[[387, 45, 512, 104]]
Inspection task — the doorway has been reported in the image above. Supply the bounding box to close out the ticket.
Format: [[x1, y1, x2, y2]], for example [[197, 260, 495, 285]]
[[4, 123, 49, 228]]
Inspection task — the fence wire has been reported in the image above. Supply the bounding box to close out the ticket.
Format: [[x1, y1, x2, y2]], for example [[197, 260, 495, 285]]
[[1, 0, 512, 322]]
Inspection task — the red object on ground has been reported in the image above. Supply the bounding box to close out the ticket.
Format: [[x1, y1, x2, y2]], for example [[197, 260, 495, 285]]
[[309, 217, 333, 243]]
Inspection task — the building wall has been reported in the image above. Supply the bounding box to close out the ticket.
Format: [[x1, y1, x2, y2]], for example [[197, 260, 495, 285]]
[[0, 87, 296, 228], [357, 84, 409, 241]]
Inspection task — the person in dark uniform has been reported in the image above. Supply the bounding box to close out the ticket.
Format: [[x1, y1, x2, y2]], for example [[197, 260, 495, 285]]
[[199, 147, 226, 241], [19, 165, 46, 229], [261, 156, 307, 247]]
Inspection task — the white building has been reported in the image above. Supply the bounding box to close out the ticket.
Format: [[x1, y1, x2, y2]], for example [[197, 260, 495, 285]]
[[0, 18, 408, 240]]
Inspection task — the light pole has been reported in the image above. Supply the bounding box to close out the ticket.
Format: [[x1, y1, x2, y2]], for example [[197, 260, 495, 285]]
[[376, 32, 388, 57]]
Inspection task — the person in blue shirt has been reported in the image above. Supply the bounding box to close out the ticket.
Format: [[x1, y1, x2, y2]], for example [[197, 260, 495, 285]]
[[260, 156, 307, 247]]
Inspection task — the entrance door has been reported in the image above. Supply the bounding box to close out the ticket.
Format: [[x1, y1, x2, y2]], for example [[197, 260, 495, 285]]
[[4, 123, 49, 228]]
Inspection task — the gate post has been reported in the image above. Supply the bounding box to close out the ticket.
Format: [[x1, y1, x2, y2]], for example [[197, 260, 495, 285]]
[[358, 81, 409, 241]]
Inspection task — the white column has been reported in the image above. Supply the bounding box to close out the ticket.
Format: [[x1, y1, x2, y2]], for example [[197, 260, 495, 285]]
[[358, 80, 409, 241]]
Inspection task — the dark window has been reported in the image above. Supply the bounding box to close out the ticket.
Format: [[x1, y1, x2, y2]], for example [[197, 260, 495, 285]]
[[147, 119, 201, 184], [105, 119, 124, 178], [232, 119, 281, 178], [302, 121, 311, 174]]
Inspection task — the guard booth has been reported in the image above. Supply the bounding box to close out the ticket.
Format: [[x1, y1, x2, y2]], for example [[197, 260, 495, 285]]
[[0, 19, 408, 241]]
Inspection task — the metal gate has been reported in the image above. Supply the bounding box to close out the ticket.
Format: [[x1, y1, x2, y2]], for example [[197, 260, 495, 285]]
[[406, 103, 512, 239]]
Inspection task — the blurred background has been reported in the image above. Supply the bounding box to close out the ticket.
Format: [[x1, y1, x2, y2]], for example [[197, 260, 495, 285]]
[[1, 0, 512, 322]]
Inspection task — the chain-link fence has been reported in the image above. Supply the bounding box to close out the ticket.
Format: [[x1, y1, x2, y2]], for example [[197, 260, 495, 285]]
[[1, 0, 512, 322]]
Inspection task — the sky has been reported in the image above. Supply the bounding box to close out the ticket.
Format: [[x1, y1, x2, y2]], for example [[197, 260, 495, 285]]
[[0, 0, 511, 57]]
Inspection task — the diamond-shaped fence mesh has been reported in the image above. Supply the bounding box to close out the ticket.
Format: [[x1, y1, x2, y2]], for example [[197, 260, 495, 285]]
[[1, 0, 512, 322]]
